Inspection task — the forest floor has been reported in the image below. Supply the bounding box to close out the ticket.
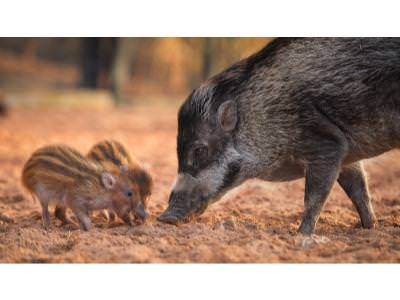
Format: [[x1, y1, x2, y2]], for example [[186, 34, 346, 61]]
[[0, 106, 399, 263]]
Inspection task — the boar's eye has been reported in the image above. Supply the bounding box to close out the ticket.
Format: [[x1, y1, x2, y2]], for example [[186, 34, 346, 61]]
[[193, 145, 208, 165]]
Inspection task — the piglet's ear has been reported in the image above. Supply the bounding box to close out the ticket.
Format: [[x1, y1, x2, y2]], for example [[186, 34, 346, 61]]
[[102, 172, 116, 190], [217, 100, 237, 132]]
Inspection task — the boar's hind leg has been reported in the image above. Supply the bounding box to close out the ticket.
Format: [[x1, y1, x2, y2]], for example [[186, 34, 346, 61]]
[[338, 162, 376, 229]]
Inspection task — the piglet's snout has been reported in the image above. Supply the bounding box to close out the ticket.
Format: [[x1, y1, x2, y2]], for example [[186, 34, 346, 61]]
[[135, 203, 149, 220]]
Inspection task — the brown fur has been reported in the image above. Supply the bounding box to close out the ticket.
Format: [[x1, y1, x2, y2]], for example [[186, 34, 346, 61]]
[[21, 144, 134, 230], [87, 140, 153, 219]]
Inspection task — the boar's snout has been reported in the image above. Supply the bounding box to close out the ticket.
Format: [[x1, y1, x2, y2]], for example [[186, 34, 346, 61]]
[[157, 191, 188, 224], [157, 210, 179, 225], [157, 190, 209, 225]]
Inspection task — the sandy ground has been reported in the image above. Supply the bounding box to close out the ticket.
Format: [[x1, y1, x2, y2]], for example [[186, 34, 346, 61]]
[[0, 106, 399, 263]]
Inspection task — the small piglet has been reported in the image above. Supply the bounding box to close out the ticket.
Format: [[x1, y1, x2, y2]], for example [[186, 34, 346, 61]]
[[87, 140, 153, 221], [22, 144, 134, 230]]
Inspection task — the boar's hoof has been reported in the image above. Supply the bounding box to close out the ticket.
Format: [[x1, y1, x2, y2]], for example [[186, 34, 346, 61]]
[[298, 223, 315, 235]]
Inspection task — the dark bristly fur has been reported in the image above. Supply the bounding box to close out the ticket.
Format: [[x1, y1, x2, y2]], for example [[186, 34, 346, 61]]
[[159, 38, 400, 234], [22, 144, 134, 230]]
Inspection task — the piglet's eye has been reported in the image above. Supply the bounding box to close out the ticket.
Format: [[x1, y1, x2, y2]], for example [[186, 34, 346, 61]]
[[125, 190, 133, 197]]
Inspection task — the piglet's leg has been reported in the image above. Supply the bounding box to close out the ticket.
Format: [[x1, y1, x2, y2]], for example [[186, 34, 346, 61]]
[[107, 210, 116, 223], [34, 185, 51, 229], [99, 210, 116, 223], [114, 209, 132, 226], [71, 202, 92, 231], [54, 205, 73, 225], [40, 202, 51, 229], [120, 212, 133, 226]]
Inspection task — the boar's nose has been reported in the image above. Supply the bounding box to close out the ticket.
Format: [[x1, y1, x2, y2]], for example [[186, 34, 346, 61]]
[[157, 210, 179, 224], [158, 190, 193, 224], [135, 203, 149, 220]]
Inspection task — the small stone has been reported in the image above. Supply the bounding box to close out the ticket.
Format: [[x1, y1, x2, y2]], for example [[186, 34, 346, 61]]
[[301, 237, 316, 248], [11, 194, 24, 203], [213, 223, 224, 230], [300, 234, 331, 248], [0, 213, 14, 223], [223, 218, 236, 230]]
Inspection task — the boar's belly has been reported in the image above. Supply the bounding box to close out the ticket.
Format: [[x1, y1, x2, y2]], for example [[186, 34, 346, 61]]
[[257, 159, 305, 182]]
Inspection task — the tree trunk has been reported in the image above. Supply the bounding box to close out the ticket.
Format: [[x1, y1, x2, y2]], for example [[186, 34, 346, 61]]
[[202, 38, 215, 80], [80, 38, 100, 88], [111, 38, 138, 105], [0, 91, 7, 116], [24, 38, 41, 60]]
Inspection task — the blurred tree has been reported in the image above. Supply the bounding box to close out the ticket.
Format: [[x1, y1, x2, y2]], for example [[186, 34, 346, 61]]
[[202, 38, 216, 80], [79, 38, 118, 93], [24, 38, 41, 60], [111, 38, 138, 105], [80, 38, 100, 88], [0, 37, 272, 103], [201, 38, 242, 81], [0, 102, 6, 116], [0, 91, 7, 116]]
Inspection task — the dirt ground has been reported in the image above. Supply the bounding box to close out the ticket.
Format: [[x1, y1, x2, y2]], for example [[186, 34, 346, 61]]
[[0, 106, 399, 263]]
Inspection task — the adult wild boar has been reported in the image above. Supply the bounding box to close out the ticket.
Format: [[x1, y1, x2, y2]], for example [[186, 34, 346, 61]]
[[158, 38, 400, 234]]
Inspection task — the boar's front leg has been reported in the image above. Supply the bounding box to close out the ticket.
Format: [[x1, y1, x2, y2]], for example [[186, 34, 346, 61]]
[[299, 161, 341, 234], [337, 162, 377, 229], [298, 107, 348, 234]]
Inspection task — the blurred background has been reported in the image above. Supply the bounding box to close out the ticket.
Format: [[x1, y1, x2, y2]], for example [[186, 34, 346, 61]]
[[0, 38, 272, 110]]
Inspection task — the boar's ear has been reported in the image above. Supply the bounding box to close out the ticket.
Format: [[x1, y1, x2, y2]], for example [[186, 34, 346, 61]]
[[102, 172, 116, 189], [217, 100, 237, 132]]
